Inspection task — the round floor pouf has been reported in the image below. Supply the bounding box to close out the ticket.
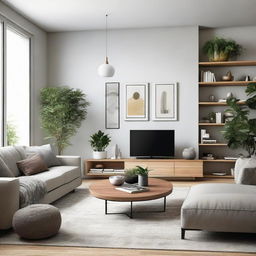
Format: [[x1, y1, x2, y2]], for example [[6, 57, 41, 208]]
[[12, 204, 61, 240]]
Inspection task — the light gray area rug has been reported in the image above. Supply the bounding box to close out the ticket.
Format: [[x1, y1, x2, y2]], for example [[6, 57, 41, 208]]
[[1, 184, 256, 253]]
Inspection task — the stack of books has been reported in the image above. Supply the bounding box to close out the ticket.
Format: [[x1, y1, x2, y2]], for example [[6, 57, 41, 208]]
[[115, 184, 149, 194], [202, 139, 217, 144], [200, 71, 216, 82]]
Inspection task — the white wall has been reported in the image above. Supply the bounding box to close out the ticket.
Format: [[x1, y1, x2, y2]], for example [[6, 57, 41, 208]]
[[0, 2, 47, 145], [48, 26, 199, 159]]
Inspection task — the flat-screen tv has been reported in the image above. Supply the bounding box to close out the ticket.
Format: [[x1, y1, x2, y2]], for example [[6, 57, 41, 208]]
[[130, 130, 175, 158]]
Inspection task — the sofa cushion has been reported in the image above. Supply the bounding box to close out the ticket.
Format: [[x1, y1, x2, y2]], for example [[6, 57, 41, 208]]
[[0, 146, 23, 176], [33, 166, 80, 192], [0, 158, 14, 177], [24, 144, 61, 167], [181, 183, 256, 233], [234, 156, 256, 183], [17, 154, 48, 176]]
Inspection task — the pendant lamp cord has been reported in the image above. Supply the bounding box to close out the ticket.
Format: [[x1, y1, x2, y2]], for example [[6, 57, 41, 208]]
[[105, 14, 108, 64]]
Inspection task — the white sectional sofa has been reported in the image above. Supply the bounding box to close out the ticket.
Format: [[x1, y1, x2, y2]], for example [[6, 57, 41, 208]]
[[0, 146, 82, 230]]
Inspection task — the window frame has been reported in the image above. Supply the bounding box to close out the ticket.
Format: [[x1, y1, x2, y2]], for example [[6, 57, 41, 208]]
[[0, 14, 33, 146]]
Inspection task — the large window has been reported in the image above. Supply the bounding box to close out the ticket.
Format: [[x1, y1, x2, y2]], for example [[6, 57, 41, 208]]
[[0, 17, 31, 146]]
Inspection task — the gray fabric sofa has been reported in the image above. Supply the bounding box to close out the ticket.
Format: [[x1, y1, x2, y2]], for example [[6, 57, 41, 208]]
[[181, 157, 256, 239], [0, 146, 82, 230]]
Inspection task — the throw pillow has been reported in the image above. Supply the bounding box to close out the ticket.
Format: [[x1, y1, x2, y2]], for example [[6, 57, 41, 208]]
[[234, 156, 256, 183], [24, 144, 61, 167], [17, 154, 48, 176], [0, 157, 14, 177], [236, 168, 256, 185]]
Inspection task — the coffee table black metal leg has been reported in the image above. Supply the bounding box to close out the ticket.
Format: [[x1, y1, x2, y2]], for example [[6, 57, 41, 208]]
[[130, 201, 133, 219], [163, 196, 166, 211], [105, 200, 108, 215]]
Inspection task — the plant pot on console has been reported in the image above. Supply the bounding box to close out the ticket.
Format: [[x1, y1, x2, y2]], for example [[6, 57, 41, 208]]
[[93, 151, 107, 159]]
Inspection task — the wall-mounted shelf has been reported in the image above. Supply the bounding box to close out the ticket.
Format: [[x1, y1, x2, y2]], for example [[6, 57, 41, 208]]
[[199, 123, 225, 126], [199, 81, 249, 87], [199, 143, 227, 146], [199, 60, 256, 67], [199, 101, 245, 106]]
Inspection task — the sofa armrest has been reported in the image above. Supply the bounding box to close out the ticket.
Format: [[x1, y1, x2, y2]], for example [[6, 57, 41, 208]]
[[0, 178, 19, 230], [236, 167, 256, 185], [56, 155, 81, 169]]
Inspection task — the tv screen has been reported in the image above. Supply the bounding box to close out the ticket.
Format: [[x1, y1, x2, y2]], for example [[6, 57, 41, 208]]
[[130, 130, 175, 158]]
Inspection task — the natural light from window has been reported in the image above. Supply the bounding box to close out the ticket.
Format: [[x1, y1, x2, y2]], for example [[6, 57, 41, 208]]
[[6, 26, 30, 146]]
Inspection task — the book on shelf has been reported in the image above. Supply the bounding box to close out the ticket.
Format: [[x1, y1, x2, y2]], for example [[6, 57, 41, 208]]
[[115, 184, 149, 194], [224, 157, 238, 160], [113, 169, 125, 173], [90, 168, 103, 173], [102, 169, 114, 173], [201, 156, 215, 160], [200, 70, 216, 82], [202, 139, 217, 144]]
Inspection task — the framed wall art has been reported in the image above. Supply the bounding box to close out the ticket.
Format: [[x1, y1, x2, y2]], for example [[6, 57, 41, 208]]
[[125, 84, 149, 121], [152, 83, 178, 121], [105, 82, 120, 129]]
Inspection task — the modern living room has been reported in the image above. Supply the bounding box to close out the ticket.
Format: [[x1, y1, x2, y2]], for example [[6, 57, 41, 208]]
[[0, 0, 256, 255]]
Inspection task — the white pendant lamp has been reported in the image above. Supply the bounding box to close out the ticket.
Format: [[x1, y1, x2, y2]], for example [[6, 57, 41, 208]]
[[98, 14, 115, 77]]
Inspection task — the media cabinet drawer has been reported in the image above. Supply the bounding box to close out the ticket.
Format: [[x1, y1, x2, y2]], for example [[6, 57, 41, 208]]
[[174, 161, 203, 177], [125, 161, 175, 177]]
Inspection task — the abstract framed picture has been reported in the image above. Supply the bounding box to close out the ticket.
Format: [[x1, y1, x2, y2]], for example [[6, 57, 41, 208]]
[[105, 82, 120, 129], [125, 84, 149, 121], [152, 83, 178, 121]]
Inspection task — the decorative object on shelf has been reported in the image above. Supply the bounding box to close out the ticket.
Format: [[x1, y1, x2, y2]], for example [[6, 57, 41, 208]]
[[208, 112, 216, 123], [222, 71, 234, 81], [135, 166, 150, 187], [125, 84, 149, 121], [212, 172, 227, 176], [89, 130, 111, 159], [117, 148, 122, 159], [98, 14, 115, 77], [202, 153, 215, 160], [105, 82, 120, 129], [111, 144, 119, 159], [253, 77, 256, 81], [226, 92, 233, 99], [124, 168, 138, 184], [203, 37, 242, 61], [223, 83, 256, 156], [245, 75, 251, 81], [201, 129, 217, 144], [95, 164, 104, 169], [152, 83, 178, 121], [40, 87, 89, 155], [215, 112, 222, 124], [182, 147, 196, 160], [209, 95, 216, 102], [109, 175, 125, 186]]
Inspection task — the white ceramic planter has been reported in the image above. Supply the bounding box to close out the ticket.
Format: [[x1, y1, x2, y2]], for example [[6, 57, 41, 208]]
[[93, 151, 107, 159]]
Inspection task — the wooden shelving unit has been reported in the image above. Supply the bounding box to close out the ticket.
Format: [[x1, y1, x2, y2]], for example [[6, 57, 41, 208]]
[[204, 175, 234, 179], [199, 101, 245, 106], [198, 60, 256, 178], [199, 123, 225, 126], [199, 60, 256, 67], [199, 81, 249, 86]]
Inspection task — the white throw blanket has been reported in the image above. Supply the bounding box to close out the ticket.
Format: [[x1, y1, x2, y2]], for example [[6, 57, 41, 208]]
[[18, 176, 47, 208]]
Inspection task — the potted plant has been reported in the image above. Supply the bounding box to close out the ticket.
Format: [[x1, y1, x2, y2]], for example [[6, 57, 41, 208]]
[[203, 37, 242, 62], [124, 168, 138, 184], [135, 166, 150, 186], [89, 130, 111, 159], [40, 87, 89, 155], [223, 83, 256, 156]]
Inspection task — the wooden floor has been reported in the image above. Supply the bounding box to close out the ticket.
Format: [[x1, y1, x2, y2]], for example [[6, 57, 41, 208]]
[[2, 177, 248, 256]]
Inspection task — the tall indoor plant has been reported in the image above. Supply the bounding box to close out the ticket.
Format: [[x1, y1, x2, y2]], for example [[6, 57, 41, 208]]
[[40, 86, 89, 155], [89, 130, 111, 159], [203, 37, 242, 61], [223, 83, 256, 156]]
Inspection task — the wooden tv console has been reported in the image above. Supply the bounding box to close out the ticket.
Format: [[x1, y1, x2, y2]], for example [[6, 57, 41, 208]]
[[85, 158, 203, 178]]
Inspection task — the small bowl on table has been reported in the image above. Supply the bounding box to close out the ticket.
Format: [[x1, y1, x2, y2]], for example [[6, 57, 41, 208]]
[[109, 176, 125, 186]]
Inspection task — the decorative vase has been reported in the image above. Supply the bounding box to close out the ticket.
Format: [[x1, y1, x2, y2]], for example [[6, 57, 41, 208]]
[[182, 147, 196, 160], [209, 51, 229, 62], [138, 174, 148, 187], [93, 151, 107, 159], [125, 175, 138, 184]]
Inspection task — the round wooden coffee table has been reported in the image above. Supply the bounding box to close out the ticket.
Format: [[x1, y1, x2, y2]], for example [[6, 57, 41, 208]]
[[89, 178, 173, 218]]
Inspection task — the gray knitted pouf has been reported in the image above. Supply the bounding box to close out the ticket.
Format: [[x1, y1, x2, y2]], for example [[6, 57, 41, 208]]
[[12, 204, 61, 239]]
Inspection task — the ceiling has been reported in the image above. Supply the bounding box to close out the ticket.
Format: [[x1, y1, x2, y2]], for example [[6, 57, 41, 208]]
[[2, 0, 256, 32]]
